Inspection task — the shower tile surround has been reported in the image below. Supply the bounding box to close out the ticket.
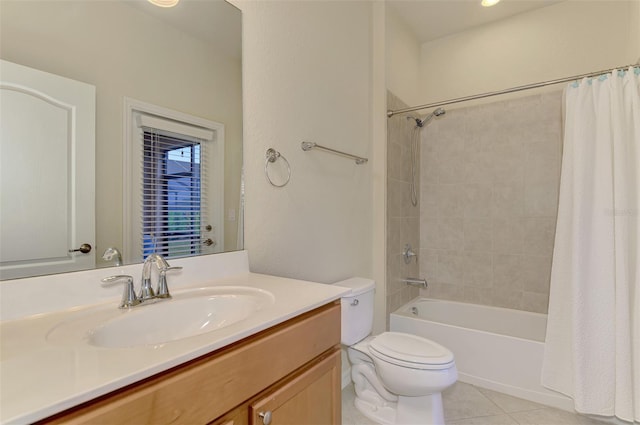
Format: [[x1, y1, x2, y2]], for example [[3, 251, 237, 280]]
[[386, 92, 421, 324], [415, 91, 563, 313]]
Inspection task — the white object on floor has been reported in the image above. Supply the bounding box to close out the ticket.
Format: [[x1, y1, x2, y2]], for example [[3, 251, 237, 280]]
[[333, 277, 458, 425]]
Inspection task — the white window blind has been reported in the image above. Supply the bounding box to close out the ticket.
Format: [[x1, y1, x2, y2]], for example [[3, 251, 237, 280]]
[[139, 117, 211, 260]]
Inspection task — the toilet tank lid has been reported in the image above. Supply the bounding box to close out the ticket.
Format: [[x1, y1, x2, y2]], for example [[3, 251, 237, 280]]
[[332, 277, 375, 296]]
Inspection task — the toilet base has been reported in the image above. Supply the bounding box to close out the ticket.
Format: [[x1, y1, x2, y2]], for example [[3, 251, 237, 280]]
[[396, 394, 444, 425], [353, 393, 445, 425], [354, 396, 396, 425]]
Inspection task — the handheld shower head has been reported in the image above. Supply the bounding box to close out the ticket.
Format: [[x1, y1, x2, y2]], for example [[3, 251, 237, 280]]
[[407, 107, 446, 128]]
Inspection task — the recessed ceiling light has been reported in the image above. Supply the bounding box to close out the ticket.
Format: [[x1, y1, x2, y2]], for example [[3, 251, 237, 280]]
[[148, 0, 180, 7], [481, 0, 501, 7]]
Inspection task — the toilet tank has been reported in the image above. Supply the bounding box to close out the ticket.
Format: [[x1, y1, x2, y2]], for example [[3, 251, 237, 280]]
[[332, 278, 375, 345]]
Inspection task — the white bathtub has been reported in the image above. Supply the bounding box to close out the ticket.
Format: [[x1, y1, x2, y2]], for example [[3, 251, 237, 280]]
[[390, 298, 573, 411]]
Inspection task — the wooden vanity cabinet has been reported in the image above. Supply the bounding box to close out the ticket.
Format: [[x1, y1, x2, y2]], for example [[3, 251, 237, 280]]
[[40, 301, 341, 425], [212, 349, 341, 425]]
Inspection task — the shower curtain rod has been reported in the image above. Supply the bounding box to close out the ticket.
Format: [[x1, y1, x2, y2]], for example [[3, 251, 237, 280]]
[[387, 63, 639, 118]]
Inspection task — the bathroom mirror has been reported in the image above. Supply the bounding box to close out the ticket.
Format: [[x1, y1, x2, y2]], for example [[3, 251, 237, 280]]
[[0, 0, 242, 279]]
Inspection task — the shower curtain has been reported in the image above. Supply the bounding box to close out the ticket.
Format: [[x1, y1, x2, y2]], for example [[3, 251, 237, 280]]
[[542, 66, 640, 422]]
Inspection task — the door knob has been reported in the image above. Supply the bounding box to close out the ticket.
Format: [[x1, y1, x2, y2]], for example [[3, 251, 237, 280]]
[[258, 411, 272, 425], [69, 243, 92, 254]]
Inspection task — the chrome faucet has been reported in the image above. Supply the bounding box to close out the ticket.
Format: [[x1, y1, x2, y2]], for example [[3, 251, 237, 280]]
[[101, 275, 141, 308], [140, 253, 170, 300], [102, 247, 123, 266], [101, 254, 182, 308]]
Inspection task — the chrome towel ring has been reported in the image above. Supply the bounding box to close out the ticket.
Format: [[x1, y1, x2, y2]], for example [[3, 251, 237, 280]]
[[265, 148, 291, 187]]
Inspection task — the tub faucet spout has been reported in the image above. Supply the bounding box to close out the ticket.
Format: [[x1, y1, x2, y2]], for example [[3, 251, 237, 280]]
[[401, 277, 427, 289]]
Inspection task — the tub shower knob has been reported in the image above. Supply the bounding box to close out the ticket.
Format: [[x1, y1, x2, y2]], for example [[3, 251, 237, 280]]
[[258, 411, 272, 425], [402, 244, 417, 264]]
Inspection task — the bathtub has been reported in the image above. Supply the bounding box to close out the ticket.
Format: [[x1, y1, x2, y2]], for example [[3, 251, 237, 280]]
[[390, 298, 573, 411]]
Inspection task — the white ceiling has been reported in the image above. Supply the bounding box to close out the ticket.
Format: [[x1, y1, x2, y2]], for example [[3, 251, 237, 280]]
[[387, 0, 564, 43]]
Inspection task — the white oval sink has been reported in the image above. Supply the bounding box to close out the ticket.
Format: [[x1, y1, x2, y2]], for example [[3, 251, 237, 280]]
[[46, 286, 275, 348]]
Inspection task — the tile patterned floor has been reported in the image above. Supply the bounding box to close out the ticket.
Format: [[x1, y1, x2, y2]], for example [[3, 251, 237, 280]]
[[342, 382, 611, 425]]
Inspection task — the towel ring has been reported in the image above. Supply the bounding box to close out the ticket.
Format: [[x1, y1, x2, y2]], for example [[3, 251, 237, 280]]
[[264, 148, 291, 187]]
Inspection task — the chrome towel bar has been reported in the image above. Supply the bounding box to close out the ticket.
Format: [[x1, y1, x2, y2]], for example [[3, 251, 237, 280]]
[[301, 141, 368, 165]]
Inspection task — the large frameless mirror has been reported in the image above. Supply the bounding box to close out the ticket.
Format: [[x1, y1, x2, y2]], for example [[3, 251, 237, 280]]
[[0, 0, 243, 280]]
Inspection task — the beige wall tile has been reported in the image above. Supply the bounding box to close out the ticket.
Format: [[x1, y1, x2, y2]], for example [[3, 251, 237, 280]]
[[421, 183, 439, 218], [463, 251, 493, 287], [437, 250, 465, 285], [437, 184, 465, 218], [420, 216, 439, 248], [425, 281, 466, 301], [493, 254, 524, 291], [522, 255, 552, 294], [492, 183, 524, 218], [421, 151, 440, 184], [523, 217, 556, 256], [464, 150, 494, 184], [493, 217, 525, 254], [491, 142, 525, 184], [438, 217, 464, 250], [464, 184, 492, 218], [419, 248, 438, 281], [524, 180, 559, 217], [464, 218, 493, 252], [387, 91, 423, 320], [489, 288, 523, 310], [417, 91, 562, 312], [522, 291, 550, 313]]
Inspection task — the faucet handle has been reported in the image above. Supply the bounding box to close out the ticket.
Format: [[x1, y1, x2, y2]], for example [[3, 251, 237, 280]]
[[101, 275, 140, 309], [156, 266, 182, 299]]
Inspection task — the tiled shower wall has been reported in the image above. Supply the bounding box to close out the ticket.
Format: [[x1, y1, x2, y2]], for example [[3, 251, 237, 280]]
[[386, 91, 420, 324], [418, 91, 563, 313]]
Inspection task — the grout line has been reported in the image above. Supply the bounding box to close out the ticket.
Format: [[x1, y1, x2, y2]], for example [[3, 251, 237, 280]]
[[470, 384, 509, 415]]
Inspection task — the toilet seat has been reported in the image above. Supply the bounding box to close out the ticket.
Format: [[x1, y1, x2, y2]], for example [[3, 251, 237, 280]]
[[369, 332, 455, 370]]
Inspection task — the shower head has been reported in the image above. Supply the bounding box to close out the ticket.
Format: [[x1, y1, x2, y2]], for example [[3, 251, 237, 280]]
[[407, 107, 446, 128]]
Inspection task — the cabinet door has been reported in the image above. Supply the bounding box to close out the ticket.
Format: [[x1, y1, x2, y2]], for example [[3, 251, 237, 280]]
[[250, 349, 341, 425]]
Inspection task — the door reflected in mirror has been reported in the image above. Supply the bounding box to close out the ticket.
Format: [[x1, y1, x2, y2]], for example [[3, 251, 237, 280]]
[[0, 0, 242, 280]]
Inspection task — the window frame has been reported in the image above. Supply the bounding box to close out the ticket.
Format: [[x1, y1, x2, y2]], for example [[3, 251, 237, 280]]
[[123, 97, 224, 264]]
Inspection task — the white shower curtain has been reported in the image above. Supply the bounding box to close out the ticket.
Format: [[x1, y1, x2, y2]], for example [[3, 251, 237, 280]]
[[542, 66, 640, 422]]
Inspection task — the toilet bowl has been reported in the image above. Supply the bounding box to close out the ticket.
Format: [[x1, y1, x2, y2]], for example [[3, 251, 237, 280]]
[[334, 278, 457, 425]]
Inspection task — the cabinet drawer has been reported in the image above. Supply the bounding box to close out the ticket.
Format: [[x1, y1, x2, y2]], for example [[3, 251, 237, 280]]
[[41, 302, 340, 425]]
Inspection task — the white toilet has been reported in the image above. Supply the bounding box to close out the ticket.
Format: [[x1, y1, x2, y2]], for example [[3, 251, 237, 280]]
[[334, 278, 457, 425]]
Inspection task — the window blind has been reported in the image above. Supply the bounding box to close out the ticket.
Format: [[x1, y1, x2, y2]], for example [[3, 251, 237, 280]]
[[140, 124, 209, 260]]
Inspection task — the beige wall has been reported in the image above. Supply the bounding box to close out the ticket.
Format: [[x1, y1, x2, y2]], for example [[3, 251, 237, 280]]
[[418, 1, 639, 106], [386, 7, 422, 108], [0, 1, 243, 262], [237, 0, 375, 285]]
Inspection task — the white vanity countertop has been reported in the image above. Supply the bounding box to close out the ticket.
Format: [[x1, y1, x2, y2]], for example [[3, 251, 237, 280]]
[[0, 254, 351, 424]]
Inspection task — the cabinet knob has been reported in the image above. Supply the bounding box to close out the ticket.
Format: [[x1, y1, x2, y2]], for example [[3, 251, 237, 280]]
[[258, 411, 272, 425]]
